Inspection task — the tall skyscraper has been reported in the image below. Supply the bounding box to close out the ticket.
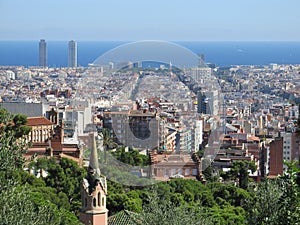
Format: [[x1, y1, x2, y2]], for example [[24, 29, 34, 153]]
[[39, 39, 47, 67], [197, 90, 219, 115], [68, 40, 77, 68]]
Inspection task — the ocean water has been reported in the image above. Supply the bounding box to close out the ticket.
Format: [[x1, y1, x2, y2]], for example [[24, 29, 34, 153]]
[[0, 41, 300, 67]]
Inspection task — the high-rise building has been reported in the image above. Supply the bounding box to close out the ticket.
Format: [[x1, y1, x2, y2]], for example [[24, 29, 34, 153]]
[[68, 40, 77, 68], [197, 90, 219, 115], [39, 39, 47, 67]]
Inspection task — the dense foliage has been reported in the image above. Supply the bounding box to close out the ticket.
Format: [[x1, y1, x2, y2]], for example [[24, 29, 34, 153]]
[[0, 107, 83, 225], [110, 147, 150, 166]]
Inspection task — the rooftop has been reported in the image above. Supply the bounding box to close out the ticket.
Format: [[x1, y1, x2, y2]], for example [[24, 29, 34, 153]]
[[27, 117, 53, 126]]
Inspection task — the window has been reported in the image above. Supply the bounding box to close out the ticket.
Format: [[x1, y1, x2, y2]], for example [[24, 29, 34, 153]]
[[164, 169, 169, 177], [171, 169, 176, 176], [192, 169, 197, 176], [178, 168, 183, 175], [185, 169, 190, 176], [102, 197, 105, 207], [98, 192, 101, 206], [93, 198, 96, 207], [154, 168, 157, 176]]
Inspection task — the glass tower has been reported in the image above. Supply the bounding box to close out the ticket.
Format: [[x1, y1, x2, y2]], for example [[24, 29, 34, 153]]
[[39, 39, 47, 67], [68, 40, 77, 68]]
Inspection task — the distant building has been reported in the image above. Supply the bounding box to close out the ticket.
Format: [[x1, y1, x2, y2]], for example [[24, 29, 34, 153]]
[[197, 90, 219, 115], [190, 67, 212, 83], [25, 116, 81, 164], [150, 150, 205, 183], [102, 110, 159, 150], [193, 120, 203, 151], [0, 102, 45, 117], [68, 40, 77, 68], [26, 117, 54, 143], [268, 137, 283, 177], [39, 39, 47, 67]]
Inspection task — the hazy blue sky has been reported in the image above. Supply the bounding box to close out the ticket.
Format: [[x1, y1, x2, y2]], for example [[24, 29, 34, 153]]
[[1, 0, 300, 41]]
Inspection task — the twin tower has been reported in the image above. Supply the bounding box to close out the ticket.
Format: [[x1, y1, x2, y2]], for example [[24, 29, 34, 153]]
[[39, 39, 77, 68]]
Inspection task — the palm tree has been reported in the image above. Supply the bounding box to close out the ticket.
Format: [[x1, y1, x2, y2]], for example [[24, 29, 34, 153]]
[[98, 128, 117, 163]]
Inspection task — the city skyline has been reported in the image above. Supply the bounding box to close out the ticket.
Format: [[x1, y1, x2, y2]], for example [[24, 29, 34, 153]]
[[1, 0, 300, 41]]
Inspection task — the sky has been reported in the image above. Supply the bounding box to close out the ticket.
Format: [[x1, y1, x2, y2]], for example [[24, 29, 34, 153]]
[[1, 0, 300, 41]]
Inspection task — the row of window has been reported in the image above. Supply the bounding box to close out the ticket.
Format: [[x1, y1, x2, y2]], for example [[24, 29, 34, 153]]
[[83, 192, 105, 208], [29, 129, 52, 142], [153, 168, 198, 177]]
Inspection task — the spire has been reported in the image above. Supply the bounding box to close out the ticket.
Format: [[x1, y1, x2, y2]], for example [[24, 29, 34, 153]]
[[87, 132, 101, 193], [89, 132, 99, 173]]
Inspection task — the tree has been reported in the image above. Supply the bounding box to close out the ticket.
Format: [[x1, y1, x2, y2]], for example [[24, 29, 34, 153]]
[[244, 179, 284, 225], [0, 108, 70, 224], [42, 157, 87, 215], [223, 161, 257, 189], [98, 128, 117, 163], [111, 147, 150, 166], [0, 108, 31, 173], [0, 184, 61, 225], [279, 160, 300, 224], [202, 158, 214, 182], [141, 189, 213, 225]]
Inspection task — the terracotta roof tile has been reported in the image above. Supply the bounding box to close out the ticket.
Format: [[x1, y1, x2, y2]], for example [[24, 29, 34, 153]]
[[27, 117, 53, 126]]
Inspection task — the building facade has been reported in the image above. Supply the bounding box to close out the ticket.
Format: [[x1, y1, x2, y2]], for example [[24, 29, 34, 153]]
[[27, 117, 54, 143], [39, 39, 47, 67], [103, 110, 159, 150], [268, 136, 283, 177], [68, 40, 77, 68], [197, 90, 219, 115], [150, 150, 202, 181]]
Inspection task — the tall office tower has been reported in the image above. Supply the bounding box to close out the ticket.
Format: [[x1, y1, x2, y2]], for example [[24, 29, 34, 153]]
[[39, 39, 47, 67], [68, 40, 77, 68], [197, 90, 219, 115]]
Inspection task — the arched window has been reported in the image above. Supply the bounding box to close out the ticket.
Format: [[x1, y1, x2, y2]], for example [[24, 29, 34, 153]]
[[98, 192, 101, 206], [102, 197, 105, 207], [93, 197, 96, 207]]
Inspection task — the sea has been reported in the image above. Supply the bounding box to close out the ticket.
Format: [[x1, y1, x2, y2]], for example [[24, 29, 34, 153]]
[[1, 41, 300, 67]]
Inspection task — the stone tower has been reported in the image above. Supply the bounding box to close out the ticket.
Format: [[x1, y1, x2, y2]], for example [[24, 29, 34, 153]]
[[80, 132, 108, 225]]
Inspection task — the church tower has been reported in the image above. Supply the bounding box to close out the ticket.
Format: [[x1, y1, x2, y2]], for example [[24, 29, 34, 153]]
[[80, 132, 108, 225]]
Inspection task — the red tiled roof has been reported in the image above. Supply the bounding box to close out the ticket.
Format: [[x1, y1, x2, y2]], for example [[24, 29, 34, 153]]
[[27, 117, 53, 126]]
